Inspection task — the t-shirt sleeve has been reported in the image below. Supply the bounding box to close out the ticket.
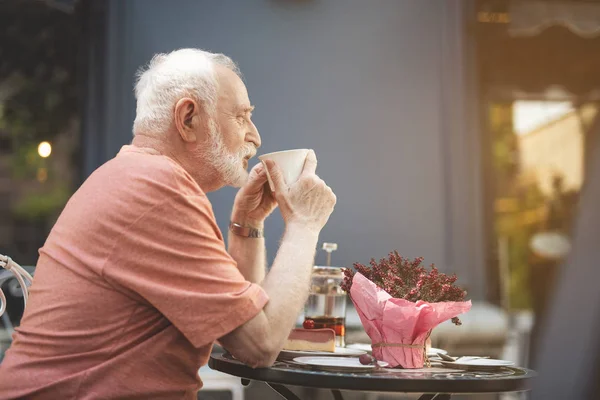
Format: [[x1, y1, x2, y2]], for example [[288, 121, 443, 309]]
[[103, 193, 269, 348]]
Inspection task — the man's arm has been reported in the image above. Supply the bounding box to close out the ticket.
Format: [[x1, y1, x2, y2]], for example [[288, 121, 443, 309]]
[[218, 151, 336, 367], [227, 163, 276, 283], [219, 223, 318, 367], [227, 220, 266, 284]]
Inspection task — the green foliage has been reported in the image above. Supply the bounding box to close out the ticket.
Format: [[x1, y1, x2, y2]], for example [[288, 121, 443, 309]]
[[0, 0, 80, 143], [506, 229, 533, 310], [10, 142, 43, 179], [489, 103, 519, 193], [12, 183, 70, 219], [0, 0, 81, 221], [490, 102, 538, 310]]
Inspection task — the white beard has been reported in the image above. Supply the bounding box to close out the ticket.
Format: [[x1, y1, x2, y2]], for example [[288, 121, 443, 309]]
[[201, 122, 255, 188]]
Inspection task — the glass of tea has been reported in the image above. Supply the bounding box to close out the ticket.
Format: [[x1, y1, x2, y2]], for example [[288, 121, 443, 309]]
[[304, 266, 347, 347]]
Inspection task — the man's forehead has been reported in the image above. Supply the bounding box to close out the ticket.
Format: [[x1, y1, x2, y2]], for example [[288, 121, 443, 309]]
[[215, 65, 250, 106]]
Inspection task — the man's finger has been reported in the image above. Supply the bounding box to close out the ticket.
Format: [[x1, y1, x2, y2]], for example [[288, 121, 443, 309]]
[[300, 149, 317, 177], [248, 162, 265, 178], [245, 163, 268, 190]]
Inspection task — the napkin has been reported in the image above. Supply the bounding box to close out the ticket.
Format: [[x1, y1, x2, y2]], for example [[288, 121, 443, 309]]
[[349, 272, 471, 368]]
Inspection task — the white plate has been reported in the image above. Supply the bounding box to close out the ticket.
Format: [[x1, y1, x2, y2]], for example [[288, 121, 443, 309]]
[[278, 347, 366, 361], [440, 358, 514, 370], [293, 356, 388, 372], [346, 343, 448, 357], [454, 358, 514, 366]]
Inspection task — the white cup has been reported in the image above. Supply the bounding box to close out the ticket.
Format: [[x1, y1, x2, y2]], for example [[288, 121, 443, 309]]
[[258, 149, 310, 191]]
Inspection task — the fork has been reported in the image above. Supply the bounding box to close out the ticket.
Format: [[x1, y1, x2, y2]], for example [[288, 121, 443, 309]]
[[437, 353, 490, 362]]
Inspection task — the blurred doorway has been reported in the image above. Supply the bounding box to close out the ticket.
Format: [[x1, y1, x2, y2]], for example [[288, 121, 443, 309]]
[[485, 99, 598, 365], [474, 0, 600, 367]]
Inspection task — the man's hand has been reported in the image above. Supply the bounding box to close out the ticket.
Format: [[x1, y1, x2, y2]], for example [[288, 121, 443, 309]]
[[264, 150, 336, 233], [231, 163, 277, 227]]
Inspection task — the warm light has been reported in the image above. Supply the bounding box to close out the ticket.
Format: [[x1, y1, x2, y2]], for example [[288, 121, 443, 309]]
[[38, 141, 52, 158]]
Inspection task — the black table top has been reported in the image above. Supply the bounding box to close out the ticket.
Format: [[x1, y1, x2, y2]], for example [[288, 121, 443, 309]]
[[208, 354, 536, 394]]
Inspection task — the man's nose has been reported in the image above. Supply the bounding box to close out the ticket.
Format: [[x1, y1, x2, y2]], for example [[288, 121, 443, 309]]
[[247, 119, 261, 148]]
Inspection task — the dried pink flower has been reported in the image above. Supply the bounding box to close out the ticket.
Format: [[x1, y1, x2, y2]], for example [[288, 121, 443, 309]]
[[342, 251, 467, 325]]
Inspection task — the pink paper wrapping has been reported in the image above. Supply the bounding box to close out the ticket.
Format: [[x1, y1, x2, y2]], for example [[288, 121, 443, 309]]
[[349, 272, 472, 368]]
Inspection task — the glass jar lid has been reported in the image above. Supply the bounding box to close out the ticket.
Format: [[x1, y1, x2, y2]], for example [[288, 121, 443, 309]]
[[312, 266, 343, 278]]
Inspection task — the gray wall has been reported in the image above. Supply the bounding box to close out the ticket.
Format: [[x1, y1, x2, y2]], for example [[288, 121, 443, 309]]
[[86, 0, 485, 299]]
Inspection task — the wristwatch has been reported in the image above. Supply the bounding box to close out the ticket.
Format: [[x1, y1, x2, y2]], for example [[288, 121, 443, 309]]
[[229, 221, 264, 238]]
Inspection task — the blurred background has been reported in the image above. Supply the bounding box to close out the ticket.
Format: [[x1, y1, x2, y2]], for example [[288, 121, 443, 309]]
[[1, 0, 599, 399]]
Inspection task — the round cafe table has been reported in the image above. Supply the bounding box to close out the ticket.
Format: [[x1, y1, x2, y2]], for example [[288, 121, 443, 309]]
[[208, 353, 536, 400]]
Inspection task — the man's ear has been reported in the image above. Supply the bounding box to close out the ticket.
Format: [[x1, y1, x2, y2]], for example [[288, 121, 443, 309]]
[[174, 97, 207, 143]]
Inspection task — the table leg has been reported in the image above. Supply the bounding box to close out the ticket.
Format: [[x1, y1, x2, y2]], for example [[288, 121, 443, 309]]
[[418, 395, 452, 400], [331, 389, 345, 400], [266, 383, 302, 400]]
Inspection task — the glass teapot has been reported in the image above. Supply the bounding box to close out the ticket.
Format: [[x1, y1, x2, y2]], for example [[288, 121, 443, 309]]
[[303, 243, 347, 347]]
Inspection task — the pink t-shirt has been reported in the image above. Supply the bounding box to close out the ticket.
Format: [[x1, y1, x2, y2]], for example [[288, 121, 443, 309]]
[[0, 146, 269, 399]]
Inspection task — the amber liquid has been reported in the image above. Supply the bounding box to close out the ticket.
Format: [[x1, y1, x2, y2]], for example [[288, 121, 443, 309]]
[[304, 316, 345, 347]]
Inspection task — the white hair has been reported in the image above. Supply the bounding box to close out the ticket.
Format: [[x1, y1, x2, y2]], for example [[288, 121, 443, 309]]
[[132, 48, 241, 135]]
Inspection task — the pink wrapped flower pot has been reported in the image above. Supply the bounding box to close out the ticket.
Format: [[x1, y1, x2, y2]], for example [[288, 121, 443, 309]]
[[349, 272, 471, 368]]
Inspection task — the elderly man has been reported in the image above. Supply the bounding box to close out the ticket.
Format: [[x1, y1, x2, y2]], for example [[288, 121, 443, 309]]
[[0, 49, 336, 399]]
